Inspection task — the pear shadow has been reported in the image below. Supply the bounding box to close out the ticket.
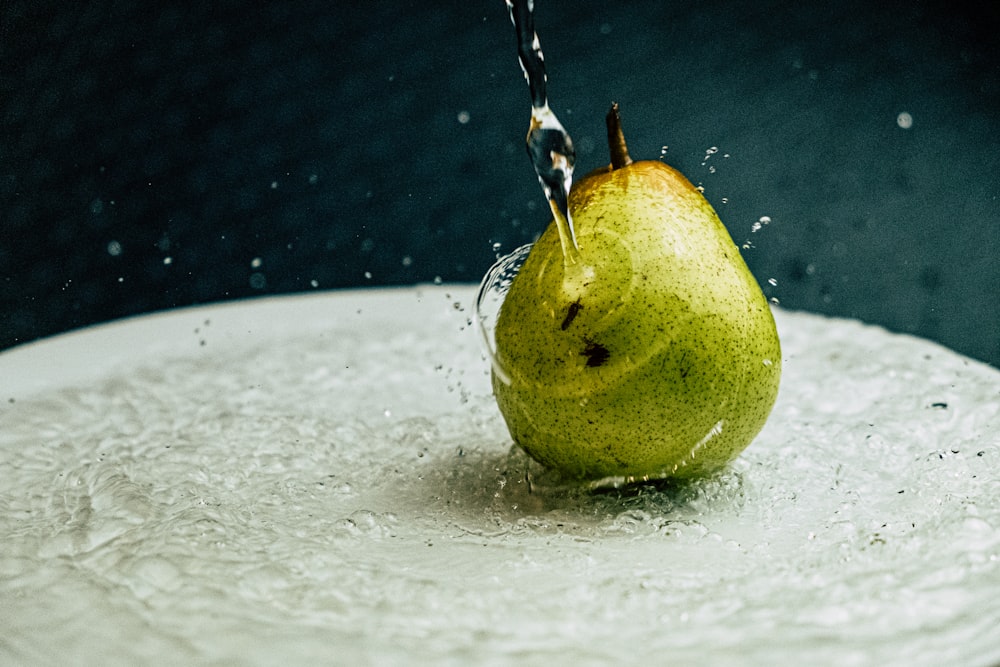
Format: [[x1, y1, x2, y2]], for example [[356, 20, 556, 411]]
[[404, 434, 754, 538]]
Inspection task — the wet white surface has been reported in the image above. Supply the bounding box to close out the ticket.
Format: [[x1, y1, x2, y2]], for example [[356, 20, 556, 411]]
[[2, 285, 999, 666]]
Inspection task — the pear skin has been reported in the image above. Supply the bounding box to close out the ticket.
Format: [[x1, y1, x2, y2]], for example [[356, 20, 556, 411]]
[[493, 121, 781, 481]]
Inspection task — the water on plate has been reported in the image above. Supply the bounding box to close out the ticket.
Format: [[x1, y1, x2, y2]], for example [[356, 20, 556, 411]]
[[1, 285, 998, 666]]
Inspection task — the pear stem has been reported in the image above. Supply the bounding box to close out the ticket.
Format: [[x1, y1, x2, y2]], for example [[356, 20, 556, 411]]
[[606, 103, 633, 170]]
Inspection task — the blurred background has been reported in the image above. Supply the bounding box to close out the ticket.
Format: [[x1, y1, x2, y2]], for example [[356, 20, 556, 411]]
[[1, 0, 998, 366]]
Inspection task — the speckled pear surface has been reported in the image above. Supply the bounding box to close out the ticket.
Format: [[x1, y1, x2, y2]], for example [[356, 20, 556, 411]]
[[493, 159, 781, 480]]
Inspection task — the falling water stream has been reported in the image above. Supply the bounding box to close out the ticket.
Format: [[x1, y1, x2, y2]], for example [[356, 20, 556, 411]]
[[2, 285, 999, 665]]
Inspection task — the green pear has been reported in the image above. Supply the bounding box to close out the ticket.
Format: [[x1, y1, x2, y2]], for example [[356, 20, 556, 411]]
[[493, 106, 781, 481]]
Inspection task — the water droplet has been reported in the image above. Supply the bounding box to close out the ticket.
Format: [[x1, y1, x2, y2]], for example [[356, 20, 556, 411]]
[[308, 174, 318, 185], [163, 256, 173, 265], [401, 256, 413, 267], [107, 240, 122, 256], [762, 358, 773, 367], [270, 181, 278, 189], [751, 216, 771, 233], [457, 110, 471, 125], [433, 276, 443, 285], [768, 278, 778, 287], [364, 271, 372, 280], [250, 257, 263, 269], [769, 297, 780, 306], [310, 279, 319, 288], [896, 112, 913, 129]]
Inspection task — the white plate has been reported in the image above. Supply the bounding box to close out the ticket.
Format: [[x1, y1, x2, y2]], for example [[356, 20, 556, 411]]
[[2, 285, 999, 666]]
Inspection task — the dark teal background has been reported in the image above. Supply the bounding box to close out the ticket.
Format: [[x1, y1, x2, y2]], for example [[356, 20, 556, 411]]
[[1, 1, 998, 366]]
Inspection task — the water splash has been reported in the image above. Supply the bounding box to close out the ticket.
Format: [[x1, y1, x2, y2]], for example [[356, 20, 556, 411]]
[[474, 243, 533, 385]]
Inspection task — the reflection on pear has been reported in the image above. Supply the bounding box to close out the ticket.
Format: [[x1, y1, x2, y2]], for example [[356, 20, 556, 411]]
[[492, 105, 781, 481]]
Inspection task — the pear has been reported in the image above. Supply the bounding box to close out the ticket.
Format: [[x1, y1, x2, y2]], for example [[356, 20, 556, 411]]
[[492, 105, 781, 481]]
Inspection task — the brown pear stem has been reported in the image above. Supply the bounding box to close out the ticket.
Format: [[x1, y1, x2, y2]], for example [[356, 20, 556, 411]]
[[606, 102, 633, 170]]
